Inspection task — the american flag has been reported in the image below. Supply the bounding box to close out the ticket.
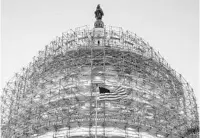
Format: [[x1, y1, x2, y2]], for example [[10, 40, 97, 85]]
[[99, 86, 128, 101]]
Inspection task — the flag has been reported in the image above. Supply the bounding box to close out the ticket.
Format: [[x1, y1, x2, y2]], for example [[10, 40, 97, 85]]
[[99, 86, 128, 101], [99, 87, 110, 94]]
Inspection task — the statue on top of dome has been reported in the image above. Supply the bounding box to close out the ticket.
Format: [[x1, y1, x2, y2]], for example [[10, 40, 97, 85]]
[[95, 4, 104, 20]]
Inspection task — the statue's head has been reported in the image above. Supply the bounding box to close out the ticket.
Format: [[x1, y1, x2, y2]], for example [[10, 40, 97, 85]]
[[97, 4, 100, 9]]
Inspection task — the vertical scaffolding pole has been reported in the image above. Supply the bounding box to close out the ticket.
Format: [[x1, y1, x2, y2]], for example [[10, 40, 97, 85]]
[[95, 90, 98, 138], [89, 42, 93, 137]]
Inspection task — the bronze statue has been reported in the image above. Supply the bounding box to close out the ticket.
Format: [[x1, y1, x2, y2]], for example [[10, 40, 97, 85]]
[[94, 4, 104, 28], [95, 4, 104, 20]]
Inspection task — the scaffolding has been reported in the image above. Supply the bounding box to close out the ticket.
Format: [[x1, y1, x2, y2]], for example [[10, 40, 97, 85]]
[[1, 25, 199, 138]]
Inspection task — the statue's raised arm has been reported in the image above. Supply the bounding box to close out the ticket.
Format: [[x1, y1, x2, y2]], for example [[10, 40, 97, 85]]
[[95, 4, 104, 20]]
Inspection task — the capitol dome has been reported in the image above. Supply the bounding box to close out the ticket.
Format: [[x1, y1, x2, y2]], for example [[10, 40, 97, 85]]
[[1, 5, 199, 138]]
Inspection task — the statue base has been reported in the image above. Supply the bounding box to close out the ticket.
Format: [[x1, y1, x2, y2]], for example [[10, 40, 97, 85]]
[[94, 20, 104, 28]]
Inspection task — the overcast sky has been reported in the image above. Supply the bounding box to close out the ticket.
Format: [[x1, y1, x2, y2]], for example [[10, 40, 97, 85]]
[[1, 0, 199, 107]]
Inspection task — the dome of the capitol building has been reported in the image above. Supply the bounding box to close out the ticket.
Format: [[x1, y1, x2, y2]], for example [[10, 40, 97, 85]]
[[1, 4, 199, 138]]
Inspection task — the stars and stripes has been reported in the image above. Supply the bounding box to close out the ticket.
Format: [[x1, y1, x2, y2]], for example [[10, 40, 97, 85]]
[[99, 86, 128, 101]]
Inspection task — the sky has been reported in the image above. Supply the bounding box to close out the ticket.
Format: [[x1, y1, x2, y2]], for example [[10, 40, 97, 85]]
[[1, 0, 199, 109]]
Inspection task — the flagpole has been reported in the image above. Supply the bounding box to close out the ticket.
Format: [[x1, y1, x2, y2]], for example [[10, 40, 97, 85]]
[[95, 85, 98, 138]]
